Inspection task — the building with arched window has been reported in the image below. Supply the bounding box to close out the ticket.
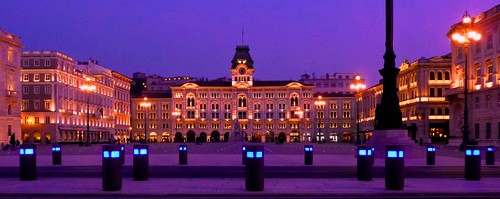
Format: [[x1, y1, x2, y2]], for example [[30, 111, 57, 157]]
[[358, 55, 452, 143], [0, 29, 22, 144], [446, 5, 500, 146]]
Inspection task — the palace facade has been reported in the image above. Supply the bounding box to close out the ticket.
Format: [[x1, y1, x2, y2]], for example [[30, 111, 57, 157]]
[[0, 29, 22, 144]]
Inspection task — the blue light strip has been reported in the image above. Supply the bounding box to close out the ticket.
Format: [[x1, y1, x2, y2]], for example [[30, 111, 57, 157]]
[[140, 149, 147, 155], [103, 151, 110, 158], [487, 148, 494, 152], [358, 150, 367, 156], [387, 151, 397, 158], [466, 150, 472, 156], [111, 151, 120, 158], [20, 149, 24, 155], [256, 151, 263, 158], [134, 149, 139, 155], [398, 151, 404, 158], [367, 150, 372, 156], [473, 150, 480, 156], [246, 151, 254, 158]]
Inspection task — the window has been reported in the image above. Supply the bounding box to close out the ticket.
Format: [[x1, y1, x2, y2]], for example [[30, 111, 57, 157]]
[[211, 112, 219, 119], [343, 111, 350, 118], [22, 86, 29, 94], [199, 103, 206, 110], [254, 103, 260, 110], [187, 111, 195, 119], [429, 88, 435, 97], [317, 111, 324, 119], [34, 117, 40, 124], [23, 60, 29, 66], [137, 113, 144, 119], [23, 74, 29, 82], [162, 104, 169, 110], [224, 112, 231, 119], [34, 86, 40, 94], [238, 96, 247, 107], [45, 74, 51, 81], [34, 101, 40, 110], [253, 113, 261, 119], [186, 97, 195, 107], [475, 42, 481, 54], [343, 102, 350, 109], [34, 60, 40, 66], [430, 108, 435, 115], [330, 111, 338, 118], [44, 101, 50, 110], [45, 59, 50, 66], [238, 111, 247, 119], [279, 112, 285, 119], [430, 72, 435, 80], [22, 100, 28, 111], [45, 86, 51, 94], [437, 72, 442, 80], [445, 71, 450, 80], [199, 112, 206, 119], [486, 123, 491, 139], [224, 104, 231, 110], [278, 103, 286, 109], [437, 88, 443, 97], [486, 95, 491, 108], [45, 117, 50, 124], [162, 112, 169, 119], [330, 103, 338, 109], [486, 34, 493, 50]]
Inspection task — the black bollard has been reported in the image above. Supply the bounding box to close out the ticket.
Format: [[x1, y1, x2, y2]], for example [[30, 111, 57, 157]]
[[304, 145, 313, 165], [385, 145, 404, 190], [51, 144, 62, 165], [357, 145, 373, 181], [245, 145, 264, 191], [120, 144, 125, 165], [465, 145, 481, 181], [133, 145, 149, 181], [426, 146, 436, 165], [179, 145, 187, 165], [485, 146, 495, 165], [102, 145, 122, 191], [19, 144, 36, 181]]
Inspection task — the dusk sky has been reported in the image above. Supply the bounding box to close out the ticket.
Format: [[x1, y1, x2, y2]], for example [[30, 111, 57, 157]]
[[2, 0, 497, 86]]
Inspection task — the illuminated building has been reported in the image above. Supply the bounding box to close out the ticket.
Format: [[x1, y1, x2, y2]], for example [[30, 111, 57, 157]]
[[131, 45, 316, 143], [358, 55, 452, 143], [0, 29, 22, 144], [446, 5, 500, 146], [20, 52, 131, 144]]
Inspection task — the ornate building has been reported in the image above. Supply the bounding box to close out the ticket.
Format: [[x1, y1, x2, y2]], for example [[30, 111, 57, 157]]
[[358, 55, 452, 143], [446, 4, 500, 146], [0, 29, 22, 144], [21, 52, 130, 144], [131, 45, 317, 143]]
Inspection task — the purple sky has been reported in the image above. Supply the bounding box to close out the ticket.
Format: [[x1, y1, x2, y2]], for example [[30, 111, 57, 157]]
[[1, 0, 497, 86]]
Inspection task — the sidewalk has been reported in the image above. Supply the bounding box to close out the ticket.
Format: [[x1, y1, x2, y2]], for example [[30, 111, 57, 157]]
[[0, 178, 499, 197]]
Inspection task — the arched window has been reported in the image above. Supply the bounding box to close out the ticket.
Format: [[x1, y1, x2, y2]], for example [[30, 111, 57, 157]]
[[290, 94, 299, 106], [445, 108, 449, 115], [429, 71, 435, 80], [238, 95, 247, 107], [186, 96, 195, 107], [430, 108, 435, 115], [437, 108, 442, 115], [437, 72, 443, 80], [445, 71, 450, 80]]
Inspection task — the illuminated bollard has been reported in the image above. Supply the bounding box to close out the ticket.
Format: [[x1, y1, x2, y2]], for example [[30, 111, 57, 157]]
[[465, 145, 481, 181], [385, 145, 404, 190], [179, 145, 187, 165], [242, 145, 247, 165], [485, 146, 495, 166], [245, 145, 264, 191], [133, 145, 149, 181], [102, 145, 122, 191], [357, 145, 373, 181], [19, 144, 36, 181], [426, 146, 436, 165], [120, 144, 125, 165], [304, 145, 313, 165], [51, 144, 62, 165]]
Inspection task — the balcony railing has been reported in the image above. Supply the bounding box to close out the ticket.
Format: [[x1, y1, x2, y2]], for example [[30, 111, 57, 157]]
[[6, 90, 18, 98]]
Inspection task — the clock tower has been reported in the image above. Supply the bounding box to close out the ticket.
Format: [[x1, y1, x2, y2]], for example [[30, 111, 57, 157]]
[[230, 45, 255, 88]]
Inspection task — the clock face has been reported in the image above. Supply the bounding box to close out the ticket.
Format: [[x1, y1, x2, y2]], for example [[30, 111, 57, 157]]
[[239, 68, 246, 75]]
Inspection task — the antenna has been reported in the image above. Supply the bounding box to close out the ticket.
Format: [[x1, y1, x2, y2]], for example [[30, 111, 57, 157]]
[[241, 26, 244, 45]]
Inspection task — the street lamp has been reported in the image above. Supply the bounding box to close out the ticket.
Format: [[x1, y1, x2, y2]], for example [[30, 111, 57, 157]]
[[450, 11, 481, 151], [80, 77, 96, 147], [294, 107, 304, 142], [314, 96, 325, 143], [350, 75, 366, 145], [172, 108, 181, 142], [140, 97, 151, 144]]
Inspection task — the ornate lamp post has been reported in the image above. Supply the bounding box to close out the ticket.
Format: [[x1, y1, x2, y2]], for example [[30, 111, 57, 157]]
[[350, 75, 366, 145], [80, 77, 96, 147], [314, 96, 325, 143], [294, 107, 304, 142], [172, 108, 181, 142], [450, 11, 481, 151], [140, 97, 151, 144]]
